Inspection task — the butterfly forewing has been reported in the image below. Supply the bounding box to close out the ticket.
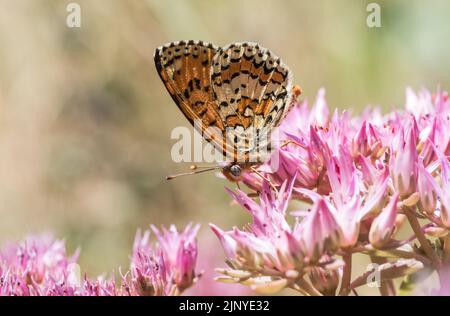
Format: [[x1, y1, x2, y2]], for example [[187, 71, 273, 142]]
[[154, 40, 234, 157], [154, 40, 217, 125]]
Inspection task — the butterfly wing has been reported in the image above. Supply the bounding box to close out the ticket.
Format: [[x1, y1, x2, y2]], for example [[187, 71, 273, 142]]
[[210, 42, 294, 162], [154, 40, 235, 157]]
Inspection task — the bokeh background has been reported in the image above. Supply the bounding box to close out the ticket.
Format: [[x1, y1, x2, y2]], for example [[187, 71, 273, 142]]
[[0, 0, 449, 295]]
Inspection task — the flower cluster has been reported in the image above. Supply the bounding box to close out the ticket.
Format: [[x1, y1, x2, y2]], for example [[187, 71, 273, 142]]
[[3, 87, 450, 296], [0, 225, 200, 296], [126, 224, 200, 296], [213, 88, 450, 295], [0, 234, 82, 295]]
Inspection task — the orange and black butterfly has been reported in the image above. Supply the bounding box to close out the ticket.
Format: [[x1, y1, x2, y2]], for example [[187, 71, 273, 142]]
[[154, 40, 300, 182]]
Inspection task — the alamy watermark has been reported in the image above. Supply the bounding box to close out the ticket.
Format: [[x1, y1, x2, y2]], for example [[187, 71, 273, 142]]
[[366, 3, 381, 28], [170, 119, 281, 170], [366, 263, 382, 288], [66, 2, 81, 28]]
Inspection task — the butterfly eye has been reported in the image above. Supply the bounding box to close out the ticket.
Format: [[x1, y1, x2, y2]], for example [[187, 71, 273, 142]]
[[230, 165, 241, 177]]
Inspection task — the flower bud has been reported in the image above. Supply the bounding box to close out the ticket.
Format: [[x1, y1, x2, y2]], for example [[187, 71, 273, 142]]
[[299, 199, 341, 262], [369, 193, 399, 248], [417, 161, 437, 214], [437, 155, 450, 228]]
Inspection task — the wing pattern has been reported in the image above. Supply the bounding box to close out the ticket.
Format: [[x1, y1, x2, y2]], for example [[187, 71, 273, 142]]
[[154, 41, 296, 163]]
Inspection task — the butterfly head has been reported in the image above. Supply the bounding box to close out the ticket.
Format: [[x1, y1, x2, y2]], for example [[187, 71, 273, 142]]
[[221, 162, 260, 182], [222, 164, 243, 182], [229, 164, 242, 177]]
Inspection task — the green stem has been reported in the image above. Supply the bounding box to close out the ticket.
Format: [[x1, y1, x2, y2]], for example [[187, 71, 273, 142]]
[[339, 251, 352, 296], [405, 208, 440, 270]]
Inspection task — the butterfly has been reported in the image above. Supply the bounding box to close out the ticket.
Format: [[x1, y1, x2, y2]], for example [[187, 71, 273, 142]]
[[154, 40, 300, 183]]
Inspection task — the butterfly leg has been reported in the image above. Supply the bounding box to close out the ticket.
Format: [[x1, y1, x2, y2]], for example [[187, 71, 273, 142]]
[[250, 166, 278, 194], [280, 139, 306, 149]]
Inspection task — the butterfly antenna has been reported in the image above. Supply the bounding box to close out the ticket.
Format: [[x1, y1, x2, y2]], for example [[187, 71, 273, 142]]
[[166, 165, 221, 180], [189, 164, 217, 170]]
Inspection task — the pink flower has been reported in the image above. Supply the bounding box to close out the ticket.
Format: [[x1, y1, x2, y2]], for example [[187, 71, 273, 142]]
[[211, 176, 343, 294], [351, 121, 382, 158], [297, 142, 389, 248], [185, 237, 253, 296], [280, 88, 330, 137], [406, 87, 435, 117], [243, 90, 334, 194], [215, 88, 450, 295], [0, 225, 201, 296], [256, 126, 328, 193], [0, 235, 80, 296], [309, 88, 330, 127], [417, 158, 438, 215], [211, 177, 302, 273], [434, 152, 450, 228], [6, 87, 450, 296], [295, 198, 341, 261], [82, 277, 117, 296], [129, 224, 200, 295]]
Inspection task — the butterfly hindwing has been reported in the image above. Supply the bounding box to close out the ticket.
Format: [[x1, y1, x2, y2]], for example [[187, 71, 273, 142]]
[[154, 40, 221, 127], [210, 42, 294, 160]]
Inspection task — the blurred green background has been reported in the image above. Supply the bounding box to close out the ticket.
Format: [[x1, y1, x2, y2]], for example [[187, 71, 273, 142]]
[[0, 0, 449, 295]]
